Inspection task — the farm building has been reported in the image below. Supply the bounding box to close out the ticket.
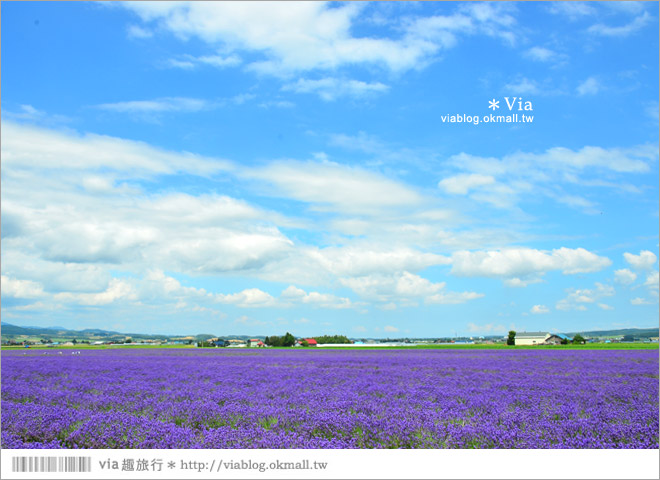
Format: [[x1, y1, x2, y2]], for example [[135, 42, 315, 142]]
[[515, 332, 565, 346]]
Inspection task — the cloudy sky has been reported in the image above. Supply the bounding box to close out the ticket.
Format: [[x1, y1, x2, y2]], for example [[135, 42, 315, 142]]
[[2, 1, 658, 337]]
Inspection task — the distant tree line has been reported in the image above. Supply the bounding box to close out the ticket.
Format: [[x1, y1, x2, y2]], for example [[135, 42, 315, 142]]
[[264, 332, 296, 347], [313, 335, 351, 344], [262, 333, 351, 347]]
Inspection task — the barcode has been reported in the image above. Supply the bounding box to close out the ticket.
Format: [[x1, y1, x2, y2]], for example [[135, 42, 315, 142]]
[[11, 456, 92, 473]]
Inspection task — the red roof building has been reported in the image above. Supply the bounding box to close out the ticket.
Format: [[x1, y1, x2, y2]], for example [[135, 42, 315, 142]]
[[304, 338, 317, 346]]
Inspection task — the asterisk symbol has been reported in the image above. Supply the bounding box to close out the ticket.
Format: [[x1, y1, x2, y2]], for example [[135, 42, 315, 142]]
[[167, 461, 176, 469], [488, 99, 500, 110]]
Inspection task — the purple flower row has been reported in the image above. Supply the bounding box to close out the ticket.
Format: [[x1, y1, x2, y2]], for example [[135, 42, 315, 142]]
[[2, 348, 658, 448]]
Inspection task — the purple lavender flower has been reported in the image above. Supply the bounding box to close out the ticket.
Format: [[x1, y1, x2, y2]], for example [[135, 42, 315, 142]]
[[2, 349, 657, 448]]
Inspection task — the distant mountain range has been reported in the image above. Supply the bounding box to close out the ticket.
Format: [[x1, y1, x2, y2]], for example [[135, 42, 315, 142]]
[[1, 322, 658, 343], [0, 323, 257, 343], [565, 327, 659, 338]]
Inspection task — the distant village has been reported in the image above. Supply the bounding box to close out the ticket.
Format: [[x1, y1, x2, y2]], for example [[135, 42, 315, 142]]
[[3, 327, 658, 348]]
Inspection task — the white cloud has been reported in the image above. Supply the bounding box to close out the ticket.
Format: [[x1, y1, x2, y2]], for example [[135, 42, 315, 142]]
[[556, 283, 615, 311], [604, 2, 647, 15], [3, 122, 457, 309], [450, 145, 655, 178], [379, 303, 397, 311], [165, 59, 196, 69], [643, 100, 658, 120], [54, 278, 137, 306], [524, 46, 566, 63], [442, 144, 656, 211], [259, 100, 295, 109], [198, 54, 241, 67], [630, 297, 653, 305], [504, 277, 544, 288], [245, 160, 422, 215], [122, 2, 434, 74], [139, 270, 209, 302], [588, 11, 653, 37], [165, 53, 241, 70], [5, 190, 292, 273], [576, 77, 601, 96], [614, 268, 637, 285], [283, 77, 389, 101], [2, 122, 308, 281], [340, 271, 443, 302], [2, 121, 231, 176], [127, 24, 153, 39], [548, 2, 596, 20], [1, 276, 45, 299], [555, 194, 599, 214], [339, 271, 482, 306], [96, 97, 212, 114], [537, 145, 654, 173], [308, 245, 450, 277], [1, 251, 113, 294], [531, 304, 549, 314], [623, 250, 657, 270], [503, 77, 541, 95], [280, 285, 352, 309], [597, 303, 614, 310], [215, 288, 277, 308], [3, 118, 650, 328], [457, 2, 517, 45], [96, 94, 253, 118], [328, 131, 386, 154], [121, 1, 521, 79], [405, 1, 518, 48], [644, 271, 659, 291], [426, 291, 484, 305], [451, 247, 611, 282], [384, 325, 399, 333], [438, 174, 495, 195], [3, 104, 71, 125]]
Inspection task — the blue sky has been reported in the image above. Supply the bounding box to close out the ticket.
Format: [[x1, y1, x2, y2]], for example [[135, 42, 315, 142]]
[[2, 1, 658, 337]]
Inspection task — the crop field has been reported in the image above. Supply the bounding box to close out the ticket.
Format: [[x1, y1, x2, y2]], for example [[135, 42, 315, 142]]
[[1, 348, 658, 449]]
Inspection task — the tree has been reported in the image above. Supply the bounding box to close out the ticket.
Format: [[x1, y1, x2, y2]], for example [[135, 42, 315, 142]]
[[265, 335, 282, 347], [282, 332, 295, 347], [72, 338, 78, 345], [265, 332, 296, 347], [572, 334, 585, 345], [314, 334, 351, 344], [507, 331, 516, 346]]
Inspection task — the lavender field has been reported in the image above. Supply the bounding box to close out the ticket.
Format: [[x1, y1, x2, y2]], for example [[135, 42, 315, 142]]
[[1, 348, 658, 449]]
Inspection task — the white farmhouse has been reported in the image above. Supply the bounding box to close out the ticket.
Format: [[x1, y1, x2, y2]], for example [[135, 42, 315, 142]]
[[515, 332, 564, 346]]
